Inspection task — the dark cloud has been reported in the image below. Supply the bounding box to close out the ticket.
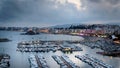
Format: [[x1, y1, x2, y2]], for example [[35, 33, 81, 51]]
[[107, 0, 120, 5], [0, 0, 47, 22], [0, 0, 120, 27], [88, 0, 102, 3], [0, 0, 21, 21], [83, 0, 120, 20], [88, 0, 120, 4]]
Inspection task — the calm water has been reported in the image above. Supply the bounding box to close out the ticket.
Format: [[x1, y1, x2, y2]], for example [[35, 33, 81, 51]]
[[0, 31, 120, 68]]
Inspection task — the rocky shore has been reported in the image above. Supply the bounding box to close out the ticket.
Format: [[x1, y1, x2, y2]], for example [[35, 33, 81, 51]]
[[0, 38, 11, 42]]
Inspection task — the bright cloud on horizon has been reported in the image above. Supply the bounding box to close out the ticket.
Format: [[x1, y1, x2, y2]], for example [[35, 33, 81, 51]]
[[0, 0, 120, 27], [54, 0, 83, 10], [52, 0, 86, 11]]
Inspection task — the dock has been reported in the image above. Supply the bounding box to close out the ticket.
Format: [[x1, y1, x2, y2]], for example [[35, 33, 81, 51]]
[[52, 55, 80, 68], [75, 54, 113, 68], [17, 41, 83, 53], [61, 55, 80, 68], [0, 54, 10, 68], [52, 55, 68, 68], [28, 54, 49, 68], [28, 55, 39, 68]]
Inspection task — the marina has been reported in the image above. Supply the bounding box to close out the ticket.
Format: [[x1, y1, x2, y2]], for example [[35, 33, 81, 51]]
[[0, 31, 120, 68], [1, 0, 120, 67]]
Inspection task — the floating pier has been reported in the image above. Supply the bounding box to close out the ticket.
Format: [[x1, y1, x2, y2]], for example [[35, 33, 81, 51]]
[[52, 55, 80, 68], [75, 54, 113, 68], [0, 54, 10, 68], [17, 41, 83, 53], [28, 54, 49, 68]]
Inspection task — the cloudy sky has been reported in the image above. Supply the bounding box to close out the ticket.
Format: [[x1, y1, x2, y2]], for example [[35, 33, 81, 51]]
[[0, 0, 120, 27]]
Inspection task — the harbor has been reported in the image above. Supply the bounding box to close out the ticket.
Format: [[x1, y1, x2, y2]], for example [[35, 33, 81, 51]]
[[1, 0, 120, 67], [0, 31, 119, 68]]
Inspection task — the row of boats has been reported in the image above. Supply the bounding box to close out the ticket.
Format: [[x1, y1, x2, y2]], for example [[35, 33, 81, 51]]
[[52, 55, 68, 68], [18, 40, 81, 46], [0, 54, 10, 68], [17, 47, 57, 52], [28, 55, 49, 68], [75, 54, 113, 68], [18, 40, 63, 46], [79, 38, 120, 57], [61, 55, 80, 68], [52, 55, 79, 68], [17, 42, 83, 52], [28, 54, 113, 68]]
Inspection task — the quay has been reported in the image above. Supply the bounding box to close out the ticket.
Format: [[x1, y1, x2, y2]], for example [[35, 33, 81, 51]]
[[75, 54, 113, 68]]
